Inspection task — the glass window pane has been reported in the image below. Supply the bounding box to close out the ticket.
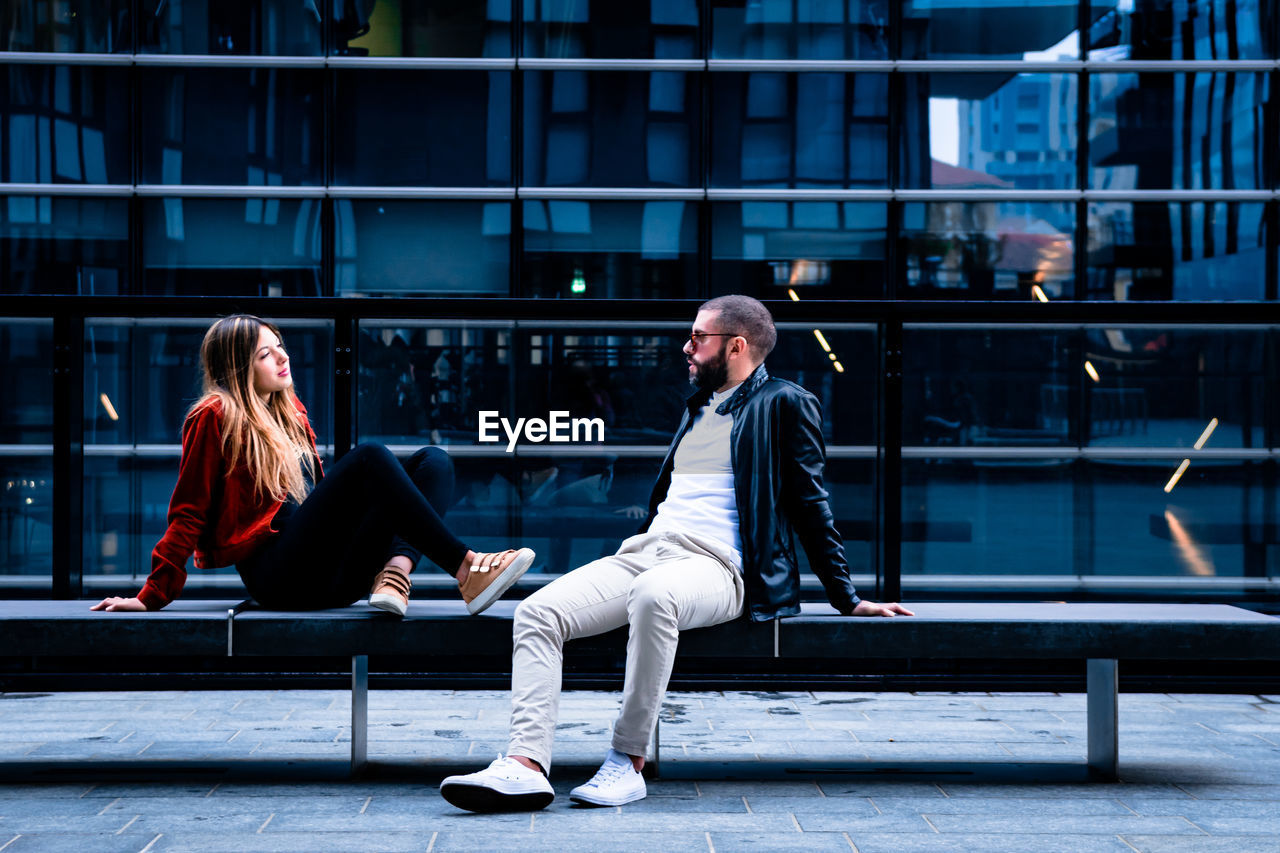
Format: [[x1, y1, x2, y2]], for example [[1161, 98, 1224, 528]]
[[901, 201, 1076, 298], [711, 201, 887, 299], [1087, 0, 1272, 60], [903, 73, 1076, 190], [903, 459, 1075, 577], [139, 0, 322, 56], [522, 200, 697, 299], [0, 455, 53, 579], [904, 328, 1079, 447], [0, 65, 131, 185], [0, 319, 53, 444], [711, 0, 889, 60], [1089, 73, 1270, 191], [523, 71, 700, 188], [1085, 202, 1267, 301], [523, 0, 698, 58], [356, 322, 514, 446], [2, 1, 130, 53], [140, 69, 323, 186], [337, 0, 512, 57], [336, 201, 511, 296], [333, 71, 511, 187], [903, 1, 1081, 60], [711, 72, 889, 188], [141, 198, 322, 296], [0, 197, 130, 294], [1081, 328, 1264, 450], [1092, 460, 1268, 580]]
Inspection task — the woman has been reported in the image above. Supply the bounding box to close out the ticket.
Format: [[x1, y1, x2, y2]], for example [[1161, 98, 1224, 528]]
[[91, 314, 532, 617]]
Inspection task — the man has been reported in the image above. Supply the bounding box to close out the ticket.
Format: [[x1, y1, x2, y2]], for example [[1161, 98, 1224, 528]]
[[440, 295, 912, 812]]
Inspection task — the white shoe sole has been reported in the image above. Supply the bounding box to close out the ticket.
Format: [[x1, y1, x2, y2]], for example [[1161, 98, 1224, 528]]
[[466, 548, 535, 615], [368, 592, 407, 617], [568, 784, 646, 807]]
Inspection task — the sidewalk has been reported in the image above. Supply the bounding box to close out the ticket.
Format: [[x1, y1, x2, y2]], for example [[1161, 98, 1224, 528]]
[[0, 689, 1276, 852]]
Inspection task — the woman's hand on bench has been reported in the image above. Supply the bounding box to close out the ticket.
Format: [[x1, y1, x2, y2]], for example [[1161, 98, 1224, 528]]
[[851, 600, 914, 617], [90, 597, 147, 612]]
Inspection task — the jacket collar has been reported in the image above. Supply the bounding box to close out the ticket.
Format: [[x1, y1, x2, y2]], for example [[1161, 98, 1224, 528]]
[[684, 362, 770, 417]]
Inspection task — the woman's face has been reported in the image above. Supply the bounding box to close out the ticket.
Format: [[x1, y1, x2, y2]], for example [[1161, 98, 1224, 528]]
[[251, 325, 292, 399]]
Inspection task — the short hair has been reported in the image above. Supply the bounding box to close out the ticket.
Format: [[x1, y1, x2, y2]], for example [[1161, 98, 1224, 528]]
[[699, 295, 777, 362]]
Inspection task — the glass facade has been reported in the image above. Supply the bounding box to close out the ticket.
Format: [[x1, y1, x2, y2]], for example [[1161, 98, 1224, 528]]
[[1, 1, 1277, 602]]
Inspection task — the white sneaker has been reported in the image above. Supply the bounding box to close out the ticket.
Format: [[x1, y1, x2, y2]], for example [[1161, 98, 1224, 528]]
[[568, 748, 647, 807], [439, 754, 554, 813]]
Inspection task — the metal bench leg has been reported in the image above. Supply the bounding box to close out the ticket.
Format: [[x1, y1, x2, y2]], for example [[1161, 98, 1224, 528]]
[[1087, 658, 1118, 779], [352, 654, 368, 776]]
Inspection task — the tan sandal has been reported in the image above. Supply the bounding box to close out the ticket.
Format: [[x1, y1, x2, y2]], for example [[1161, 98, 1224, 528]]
[[369, 564, 412, 617], [458, 548, 536, 615]]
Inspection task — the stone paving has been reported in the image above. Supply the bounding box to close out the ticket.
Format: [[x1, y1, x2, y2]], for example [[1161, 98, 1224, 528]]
[[0, 689, 1276, 852]]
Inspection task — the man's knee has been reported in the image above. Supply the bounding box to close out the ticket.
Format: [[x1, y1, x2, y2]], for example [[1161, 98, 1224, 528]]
[[514, 594, 565, 643], [626, 574, 678, 618]]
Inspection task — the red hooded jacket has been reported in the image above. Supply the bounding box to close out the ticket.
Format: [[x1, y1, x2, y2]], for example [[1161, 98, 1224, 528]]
[[138, 395, 322, 610]]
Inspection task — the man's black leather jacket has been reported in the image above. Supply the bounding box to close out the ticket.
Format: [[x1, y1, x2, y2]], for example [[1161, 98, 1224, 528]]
[[639, 363, 862, 622]]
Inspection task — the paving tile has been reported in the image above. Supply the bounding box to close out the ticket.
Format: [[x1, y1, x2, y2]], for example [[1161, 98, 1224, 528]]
[[707, 831, 854, 852], [918, 814, 1204, 835], [431, 831, 710, 852], [866, 796, 1134, 816], [149, 831, 430, 852], [847, 833, 1136, 853], [1121, 836, 1280, 853], [6, 833, 161, 852]]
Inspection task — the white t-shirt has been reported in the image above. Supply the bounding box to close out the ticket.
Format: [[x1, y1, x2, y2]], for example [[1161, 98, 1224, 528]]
[[648, 383, 743, 569]]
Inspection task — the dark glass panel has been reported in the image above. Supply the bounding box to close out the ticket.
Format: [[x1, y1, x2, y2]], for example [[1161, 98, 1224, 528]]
[[84, 320, 333, 448], [710, 202, 887, 299], [768, 326, 877, 447], [901, 74, 1076, 191], [522, 71, 700, 188], [1085, 202, 1266, 300], [0, 319, 53, 444], [139, 0, 322, 56], [335, 201, 511, 296], [0, 456, 53, 578], [903, 327, 1079, 447], [522, 200, 697, 299], [1, 1, 130, 53], [1080, 328, 1265, 450], [356, 322, 513, 446], [1091, 459, 1267, 579], [333, 71, 511, 187], [523, 0, 698, 58], [711, 0, 889, 60], [903, 0, 1081, 60], [711, 72, 889, 188], [1087, 0, 1272, 60], [0, 196, 129, 294], [901, 201, 1076, 299], [140, 198, 322, 296], [1089, 73, 1270, 191], [139, 68, 322, 186], [0, 65, 131, 184], [902, 458, 1075, 576], [337, 0, 512, 57]]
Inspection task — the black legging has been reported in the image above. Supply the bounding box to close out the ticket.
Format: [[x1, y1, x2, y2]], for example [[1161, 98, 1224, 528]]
[[237, 443, 469, 610]]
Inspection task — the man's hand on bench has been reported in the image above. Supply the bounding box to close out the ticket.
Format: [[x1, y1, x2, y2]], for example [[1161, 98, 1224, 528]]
[[851, 600, 914, 617], [90, 597, 147, 612]]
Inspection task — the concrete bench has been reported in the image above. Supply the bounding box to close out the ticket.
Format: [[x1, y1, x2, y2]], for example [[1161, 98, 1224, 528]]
[[3, 600, 1277, 780]]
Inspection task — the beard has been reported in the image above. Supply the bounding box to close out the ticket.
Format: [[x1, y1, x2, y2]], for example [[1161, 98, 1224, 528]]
[[689, 347, 730, 391]]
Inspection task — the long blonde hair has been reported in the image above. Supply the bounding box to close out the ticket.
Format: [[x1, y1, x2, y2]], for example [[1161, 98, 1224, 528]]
[[192, 314, 316, 503]]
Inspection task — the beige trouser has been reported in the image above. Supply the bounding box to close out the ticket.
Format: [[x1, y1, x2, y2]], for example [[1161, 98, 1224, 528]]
[[507, 530, 745, 772]]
